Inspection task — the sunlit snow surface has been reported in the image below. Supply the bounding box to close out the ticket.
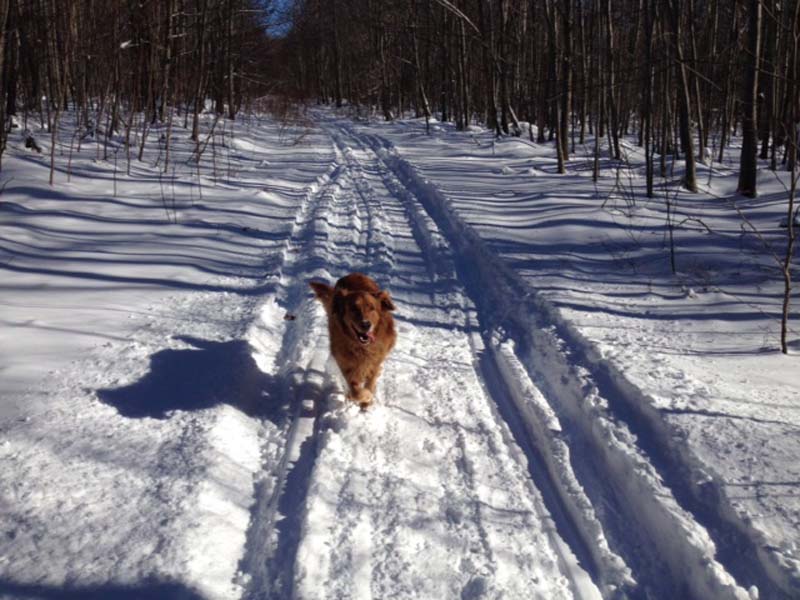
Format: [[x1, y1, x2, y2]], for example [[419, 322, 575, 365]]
[[0, 108, 798, 599]]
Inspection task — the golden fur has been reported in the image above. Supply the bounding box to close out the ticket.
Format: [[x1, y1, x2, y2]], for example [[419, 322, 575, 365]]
[[309, 273, 396, 408]]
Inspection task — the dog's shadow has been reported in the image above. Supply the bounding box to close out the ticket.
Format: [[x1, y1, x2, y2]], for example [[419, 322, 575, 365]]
[[0, 579, 202, 600], [97, 335, 286, 420]]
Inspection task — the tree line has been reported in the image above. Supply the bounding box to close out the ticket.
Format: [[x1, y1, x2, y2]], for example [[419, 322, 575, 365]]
[[0, 0, 277, 170], [281, 0, 799, 195], [0, 0, 797, 351], [278, 0, 799, 352]]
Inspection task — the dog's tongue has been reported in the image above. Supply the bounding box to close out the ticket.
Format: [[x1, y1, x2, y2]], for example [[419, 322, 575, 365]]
[[367, 331, 376, 343]]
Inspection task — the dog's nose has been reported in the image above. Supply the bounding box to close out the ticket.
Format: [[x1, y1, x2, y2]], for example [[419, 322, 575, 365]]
[[361, 320, 371, 330]]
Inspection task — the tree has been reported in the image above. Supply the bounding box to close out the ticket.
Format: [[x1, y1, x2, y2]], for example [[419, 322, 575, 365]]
[[737, 0, 762, 197], [668, 0, 698, 192]]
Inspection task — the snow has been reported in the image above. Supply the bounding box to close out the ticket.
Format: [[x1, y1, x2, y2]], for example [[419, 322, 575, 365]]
[[344, 113, 800, 598], [0, 106, 798, 599]]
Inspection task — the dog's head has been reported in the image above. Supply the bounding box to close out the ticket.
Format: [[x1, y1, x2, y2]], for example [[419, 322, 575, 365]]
[[334, 288, 395, 345], [311, 280, 395, 346]]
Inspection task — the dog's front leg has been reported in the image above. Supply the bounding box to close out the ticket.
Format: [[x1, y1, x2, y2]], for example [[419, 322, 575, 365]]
[[347, 379, 373, 407], [364, 365, 382, 396]]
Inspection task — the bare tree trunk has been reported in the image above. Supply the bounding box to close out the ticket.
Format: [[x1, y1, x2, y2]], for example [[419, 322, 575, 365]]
[[191, 0, 208, 142], [786, 1, 800, 172], [159, 0, 174, 122], [0, 0, 12, 169], [544, 0, 563, 169], [477, 0, 499, 134], [668, 0, 697, 191], [781, 0, 800, 353], [781, 158, 798, 353], [605, 0, 621, 159], [660, 24, 671, 179], [226, 0, 236, 119], [737, 0, 761, 197], [578, 0, 587, 144], [687, 0, 705, 164], [411, 0, 432, 133], [331, 0, 343, 108], [759, 0, 778, 166], [644, 0, 655, 197], [559, 0, 572, 162], [718, 6, 739, 164], [457, 19, 469, 129]]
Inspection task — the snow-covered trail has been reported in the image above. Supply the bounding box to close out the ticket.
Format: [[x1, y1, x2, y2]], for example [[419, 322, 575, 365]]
[[2, 110, 790, 600], [342, 120, 799, 600], [238, 120, 606, 599], [358, 116, 800, 600]]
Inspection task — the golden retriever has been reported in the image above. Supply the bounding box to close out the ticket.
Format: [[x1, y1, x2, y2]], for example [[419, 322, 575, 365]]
[[309, 273, 396, 408]]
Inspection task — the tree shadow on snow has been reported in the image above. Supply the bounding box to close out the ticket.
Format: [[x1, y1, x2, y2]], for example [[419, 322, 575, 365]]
[[0, 579, 204, 600], [97, 335, 286, 421]]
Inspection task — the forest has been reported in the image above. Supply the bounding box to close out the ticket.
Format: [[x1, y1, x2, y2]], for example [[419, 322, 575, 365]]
[[0, 0, 277, 169], [1, 1, 798, 187], [0, 0, 797, 350], [2, 3, 800, 599], [281, 0, 799, 195]]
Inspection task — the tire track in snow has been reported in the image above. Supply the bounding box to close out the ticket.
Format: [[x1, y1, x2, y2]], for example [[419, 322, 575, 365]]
[[239, 139, 375, 598], [343, 123, 767, 599], [337, 132, 515, 594], [331, 131, 505, 595], [337, 123, 622, 594], [286, 121, 603, 599]]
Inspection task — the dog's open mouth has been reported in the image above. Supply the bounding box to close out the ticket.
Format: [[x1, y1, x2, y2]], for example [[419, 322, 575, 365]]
[[353, 326, 376, 345]]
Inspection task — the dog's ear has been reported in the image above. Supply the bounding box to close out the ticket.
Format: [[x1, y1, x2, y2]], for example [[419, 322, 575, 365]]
[[309, 281, 334, 304], [375, 290, 395, 311]]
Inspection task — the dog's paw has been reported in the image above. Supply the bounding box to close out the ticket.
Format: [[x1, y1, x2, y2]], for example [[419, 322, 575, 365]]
[[351, 387, 373, 409]]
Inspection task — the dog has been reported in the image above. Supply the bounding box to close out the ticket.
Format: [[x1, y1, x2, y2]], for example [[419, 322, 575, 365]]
[[309, 273, 396, 408]]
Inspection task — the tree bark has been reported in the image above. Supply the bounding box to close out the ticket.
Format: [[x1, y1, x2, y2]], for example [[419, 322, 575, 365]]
[[737, 0, 762, 197], [668, 0, 698, 191]]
